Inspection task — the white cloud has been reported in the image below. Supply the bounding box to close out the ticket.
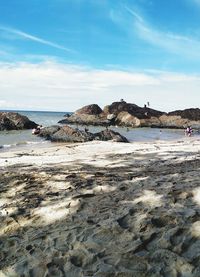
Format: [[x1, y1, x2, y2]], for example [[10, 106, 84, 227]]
[[0, 26, 75, 53], [0, 61, 200, 112], [0, 99, 22, 109]]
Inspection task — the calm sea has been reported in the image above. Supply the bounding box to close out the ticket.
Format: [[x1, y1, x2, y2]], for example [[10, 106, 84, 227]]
[[0, 110, 67, 150], [0, 110, 187, 151]]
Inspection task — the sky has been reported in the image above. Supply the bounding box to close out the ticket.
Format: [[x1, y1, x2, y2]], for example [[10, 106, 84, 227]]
[[0, 0, 200, 112]]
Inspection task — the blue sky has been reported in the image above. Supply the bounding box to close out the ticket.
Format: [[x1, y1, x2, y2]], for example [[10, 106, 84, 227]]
[[0, 0, 200, 111]]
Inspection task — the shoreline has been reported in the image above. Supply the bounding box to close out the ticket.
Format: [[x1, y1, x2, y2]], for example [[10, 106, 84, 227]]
[[0, 126, 189, 152], [1, 139, 200, 276], [0, 137, 197, 167]]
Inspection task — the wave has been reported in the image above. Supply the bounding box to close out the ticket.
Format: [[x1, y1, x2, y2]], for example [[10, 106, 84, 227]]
[[0, 140, 48, 150]]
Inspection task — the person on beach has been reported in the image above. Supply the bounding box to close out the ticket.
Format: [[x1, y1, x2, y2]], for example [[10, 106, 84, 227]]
[[185, 126, 193, 137], [32, 125, 42, 135]]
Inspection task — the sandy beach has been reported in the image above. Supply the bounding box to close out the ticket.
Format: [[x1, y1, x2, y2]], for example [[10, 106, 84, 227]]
[[1, 138, 200, 276]]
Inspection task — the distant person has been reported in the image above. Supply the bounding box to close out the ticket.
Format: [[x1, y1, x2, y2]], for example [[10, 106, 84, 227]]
[[185, 126, 193, 137], [147, 101, 150, 107], [32, 125, 41, 135]]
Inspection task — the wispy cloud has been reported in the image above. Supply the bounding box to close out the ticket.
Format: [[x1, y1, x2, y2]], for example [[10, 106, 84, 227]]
[[124, 6, 144, 23], [0, 26, 75, 53], [190, 0, 200, 5], [121, 6, 200, 59]]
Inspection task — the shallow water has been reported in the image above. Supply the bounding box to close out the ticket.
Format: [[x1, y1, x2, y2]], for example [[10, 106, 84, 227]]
[[0, 110, 67, 149], [0, 110, 193, 150]]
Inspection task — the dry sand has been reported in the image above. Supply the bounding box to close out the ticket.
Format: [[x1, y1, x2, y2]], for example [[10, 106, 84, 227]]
[[0, 138, 200, 276]]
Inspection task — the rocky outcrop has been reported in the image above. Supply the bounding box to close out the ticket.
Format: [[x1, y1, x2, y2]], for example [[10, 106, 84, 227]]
[[116, 112, 162, 128], [59, 104, 108, 126], [59, 103, 200, 129], [39, 125, 129, 143], [155, 108, 200, 129], [0, 112, 38, 131], [159, 115, 188, 129], [94, 129, 129, 142], [104, 101, 164, 119], [168, 108, 200, 121], [75, 104, 103, 115], [39, 125, 94, 142], [59, 102, 165, 127], [59, 114, 109, 126]]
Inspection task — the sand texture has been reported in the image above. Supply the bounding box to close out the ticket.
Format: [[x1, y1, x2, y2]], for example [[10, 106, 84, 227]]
[[0, 139, 200, 276]]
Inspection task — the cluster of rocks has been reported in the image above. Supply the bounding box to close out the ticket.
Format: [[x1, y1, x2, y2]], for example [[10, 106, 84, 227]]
[[0, 112, 37, 131], [39, 125, 129, 143], [59, 102, 200, 129], [0, 110, 128, 143], [1, 103, 200, 134]]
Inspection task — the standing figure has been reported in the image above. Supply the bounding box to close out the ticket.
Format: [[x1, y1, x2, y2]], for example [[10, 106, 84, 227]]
[[185, 126, 193, 137]]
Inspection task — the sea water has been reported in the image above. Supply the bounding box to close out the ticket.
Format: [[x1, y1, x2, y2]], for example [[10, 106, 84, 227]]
[[0, 110, 188, 150], [0, 110, 67, 150]]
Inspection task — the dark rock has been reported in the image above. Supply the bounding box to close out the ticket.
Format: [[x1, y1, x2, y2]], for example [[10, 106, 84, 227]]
[[168, 108, 200, 121], [0, 112, 38, 131], [39, 125, 94, 143], [58, 115, 109, 126], [59, 102, 165, 128], [103, 102, 164, 119], [39, 125, 60, 139], [51, 126, 94, 142], [58, 102, 200, 129], [75, 104, 103, 115], [39, 125, 129, 143], [58, 104, 107, 126], [159, 114, 200, 129], [63, 113, 72, 118], [94, 129, 129, 143]]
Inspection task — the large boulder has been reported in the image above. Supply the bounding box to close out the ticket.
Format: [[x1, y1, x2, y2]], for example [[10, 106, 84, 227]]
[[168, 108, 200, 121], [103, 102, 164, 119], [159, 114, 200, 129], [0, 112, 37, 131], [116, 112, 141, 127], [75, 104, 103, 115], [140, 116, 162, 128], [39, 125, 94, 142], [94, 129, 129, 142], [38, 125, 61, 139], [39, 125, 129, 143], [59, 114, 109, 126], [58, 102, 200, 129], [58, 104, 107, 126], [59, 102, 165, 127], [103, 101, 139, 115]]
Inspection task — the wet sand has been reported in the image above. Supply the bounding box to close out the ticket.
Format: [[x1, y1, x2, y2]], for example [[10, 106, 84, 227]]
[[0, 138, 200, 276]]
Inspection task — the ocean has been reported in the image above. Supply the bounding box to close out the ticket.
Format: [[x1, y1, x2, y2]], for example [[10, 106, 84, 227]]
[[0, 110, 67, 150], [0, 110, 188, 150]]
